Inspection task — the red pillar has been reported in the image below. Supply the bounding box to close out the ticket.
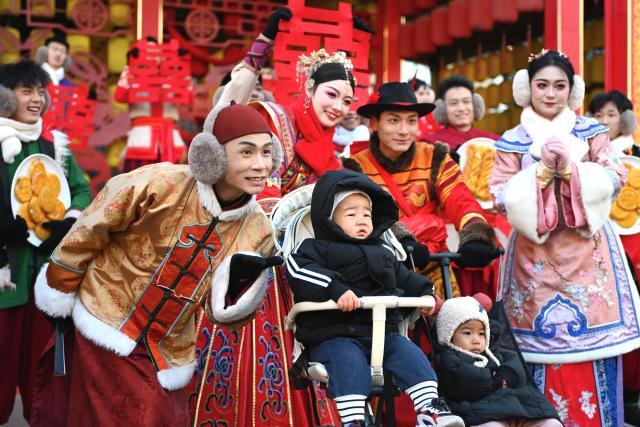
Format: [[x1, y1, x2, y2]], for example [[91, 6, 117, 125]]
[[544, 0, 583, 76], [375, 0, 401, 84], [137, 0, 163, 42], [604, 0, 631, 94]]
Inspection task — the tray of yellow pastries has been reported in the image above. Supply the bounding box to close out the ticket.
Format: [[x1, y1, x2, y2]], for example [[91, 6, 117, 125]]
[[10, 154, 71, 246], [458, 137, 496, 210], [610, 155, 640, 236]]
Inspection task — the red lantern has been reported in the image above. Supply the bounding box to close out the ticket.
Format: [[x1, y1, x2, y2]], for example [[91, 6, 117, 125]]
[[492, 0, 518, 23], [431, 6, 453, 46], [399, 23, 417, 59], [415, 15, 436, 54], [516, 0, 544, 12], [416, 0, 437, 9], [448, 0, 471, 39], [469, 0, 493, 32], [399, 0, 417, 17]]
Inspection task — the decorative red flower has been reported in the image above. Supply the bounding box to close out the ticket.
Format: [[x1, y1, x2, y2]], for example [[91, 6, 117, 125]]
[[368, 91, 380, 104]]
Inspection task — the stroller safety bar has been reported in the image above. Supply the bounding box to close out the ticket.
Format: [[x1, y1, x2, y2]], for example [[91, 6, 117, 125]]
[[285, 296, 434, 386]]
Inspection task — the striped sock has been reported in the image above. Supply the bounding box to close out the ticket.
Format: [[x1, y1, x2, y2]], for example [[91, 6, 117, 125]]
[[405, 380, 439, 412], [334, 394, 367, 424]]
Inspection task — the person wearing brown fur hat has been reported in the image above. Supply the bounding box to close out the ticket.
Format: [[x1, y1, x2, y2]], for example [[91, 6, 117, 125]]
[[31, 101, 283, 426], [434, 295, 561, 427], [0, 59, 91, 425]]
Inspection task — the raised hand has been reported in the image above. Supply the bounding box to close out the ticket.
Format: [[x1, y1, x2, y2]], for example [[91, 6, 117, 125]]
[[263, 7, 293, 40]]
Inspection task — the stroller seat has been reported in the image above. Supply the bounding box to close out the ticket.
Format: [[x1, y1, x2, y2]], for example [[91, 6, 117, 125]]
[[271, 185, 432, 386]]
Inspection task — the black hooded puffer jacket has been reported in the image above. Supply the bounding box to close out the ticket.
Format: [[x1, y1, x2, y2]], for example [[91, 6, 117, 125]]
[[286, 170, 433, 347]]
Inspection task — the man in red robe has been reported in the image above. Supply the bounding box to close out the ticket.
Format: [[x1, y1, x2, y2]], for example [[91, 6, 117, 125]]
[[424, 75, 498, 158]]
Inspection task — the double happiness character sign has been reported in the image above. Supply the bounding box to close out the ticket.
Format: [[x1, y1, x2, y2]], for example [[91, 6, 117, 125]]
[[45, 84, 97, 152], [263, 0, 371, 109]]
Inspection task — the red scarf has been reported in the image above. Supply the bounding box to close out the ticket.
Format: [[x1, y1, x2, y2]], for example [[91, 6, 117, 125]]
[[288, 97, 341, 176]]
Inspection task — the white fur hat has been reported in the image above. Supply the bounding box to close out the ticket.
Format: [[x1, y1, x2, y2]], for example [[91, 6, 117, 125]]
[[330, 190, 372, 220], [436, 294, 500, 367]]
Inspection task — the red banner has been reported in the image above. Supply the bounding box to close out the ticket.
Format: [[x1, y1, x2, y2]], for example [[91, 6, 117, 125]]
[[263, 0, 371, 109], [127, 39, 193, 104], [44, 84, 96, 152]]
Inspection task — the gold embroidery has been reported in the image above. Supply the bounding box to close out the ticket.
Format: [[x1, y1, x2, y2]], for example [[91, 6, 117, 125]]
[[105, 186, 134, 226], [83, 185, 109, 216], [61, 225, 101, 249], [126, 233, 156, 270]]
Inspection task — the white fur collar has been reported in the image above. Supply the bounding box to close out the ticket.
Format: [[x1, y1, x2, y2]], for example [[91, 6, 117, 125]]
[[521, 106, 589, 162], [196, 181, 258, 222], [42, 62, 65, 85], [610, 134, 635, 156]]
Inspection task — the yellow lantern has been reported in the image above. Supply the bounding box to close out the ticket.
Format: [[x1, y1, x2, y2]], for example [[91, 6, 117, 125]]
[[590, 54, 604, 84], [513, 43, 529, 69], [32, 0, 54, 17], [501, 49, 514, 75], [0, 27, 21, 64], [590, 19, 604, 49], [487, 53, 501, 78], [463, 59, 476, 82], [67, 34, 90, 53], [107, 37, 131, 73], [486, 84, 499, 107], [109, 0, 131, 27], [476, 56, 488, 81], [500, 79, 513, 105]]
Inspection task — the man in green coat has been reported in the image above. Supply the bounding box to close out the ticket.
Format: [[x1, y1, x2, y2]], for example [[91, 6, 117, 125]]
[[0, 60, 92, 424]]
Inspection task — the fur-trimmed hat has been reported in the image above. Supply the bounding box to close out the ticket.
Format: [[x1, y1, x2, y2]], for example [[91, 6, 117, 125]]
[[188, 101, 283, 185], [36, 34, 72, 71], [436, 294, 500, 367]]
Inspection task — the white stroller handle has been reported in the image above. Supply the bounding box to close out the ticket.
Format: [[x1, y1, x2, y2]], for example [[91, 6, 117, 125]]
[[284, 296, 434, 330], [285, 296, 435, 387]]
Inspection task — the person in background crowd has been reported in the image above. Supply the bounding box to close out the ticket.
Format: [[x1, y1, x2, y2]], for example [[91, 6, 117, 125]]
[[589, 90, 640, 425], [588, 90, 640, 157], [0, 60, 91, 425], [333, 110, 369, 154], [36, 33, 73, 88], [490, 49, 640, 426], [424, 75, 498, 161], [413, 78, 442, 139]]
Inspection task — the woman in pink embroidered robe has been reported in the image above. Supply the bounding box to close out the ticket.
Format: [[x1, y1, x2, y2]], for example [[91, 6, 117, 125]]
[[490, 50, 640, 427]]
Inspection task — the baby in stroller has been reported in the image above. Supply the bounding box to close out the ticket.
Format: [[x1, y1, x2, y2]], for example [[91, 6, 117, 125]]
[[434, 295, 562, 427], [285, 169, 463, 427]]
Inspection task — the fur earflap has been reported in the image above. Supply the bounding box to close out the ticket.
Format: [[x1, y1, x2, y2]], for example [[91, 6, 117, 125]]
[[472, 93, 485, 121], [0, 85, 17, 118], [36, 46, 48, 65], [567, 74, 585, 111], [188, 101, 230, 185], [620, 110, 638, 136], [43, 89, 50, 115], [271, 134, 283, 176], [433, 99, 447, 125], [512, 69, 531, 108]]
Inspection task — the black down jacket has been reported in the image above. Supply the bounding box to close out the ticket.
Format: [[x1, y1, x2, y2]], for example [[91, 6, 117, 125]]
[[286, 170, 433, 347], [435, 348, 561, 426]]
